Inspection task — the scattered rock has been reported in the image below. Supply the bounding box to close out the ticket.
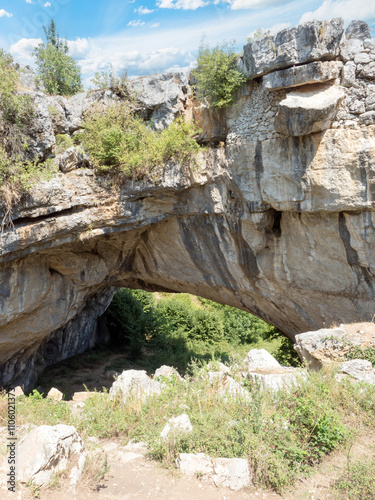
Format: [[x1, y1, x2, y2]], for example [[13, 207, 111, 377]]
[[294, 323, 375, 370], [47, 387, 63, 401], [57, 146, 92, 173], [17, 425, 85, 487], [72, 391, 94, 403], [244, 349, 281, 371], [14, 386, 24, 397], [109, 369, 162, 404], [207, 372, 251, 401], [246, 367, 304, 391], [154, 365, 182, 380], [178, 453, 250, 491], [160, 413, 193, 440], [274, 84, 345, 136], [341, 359, 375, 385]]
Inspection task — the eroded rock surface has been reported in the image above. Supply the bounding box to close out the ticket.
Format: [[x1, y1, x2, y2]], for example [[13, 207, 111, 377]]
[[1, 18, 375, 389]]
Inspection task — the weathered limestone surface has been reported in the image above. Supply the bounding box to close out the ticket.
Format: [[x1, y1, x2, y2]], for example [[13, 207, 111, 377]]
[[262, 61, 342, 91], [1, 18, 375, 389], [274, 84, 345, 136], [241, 18, 344, 78]]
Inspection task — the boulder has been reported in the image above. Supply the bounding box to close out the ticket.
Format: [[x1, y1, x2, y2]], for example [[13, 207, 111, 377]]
[[294, 323, 375, 370], [244, 348, 281, 371], [14, 386, 24, 397], [57, 146, 92, 173], [345, 20, 371, 41], [274, 84, 345, 136], [263, 61, 342, 91], [17, 425, 85, 487], [109, 369, 162, 404], [207, 372, 251, 401], [246, 367, 304, 391], [132, 72, 190, 130], [160, 413, 193, 439], [154, 365, 182, 380], [340, 359, 375, 385], [47, 387, 63, 401], [294, 327, 346, 369], [178, 453, 250, 491], [241, 18, 344, 78]]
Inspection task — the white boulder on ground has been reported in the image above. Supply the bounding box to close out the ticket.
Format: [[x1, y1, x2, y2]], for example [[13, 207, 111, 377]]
[[160, 413, 193, 440], [154, 365, 182, 380], [47, 387, 63, 401], [244, 349, 281, 371], [246, 367, 303, 391], [340, 359, 375, 385], [207, 372, 251, 401], [178, 453, 250, 491], [17, 425, 85, 487], [109, 369, 162, 404]]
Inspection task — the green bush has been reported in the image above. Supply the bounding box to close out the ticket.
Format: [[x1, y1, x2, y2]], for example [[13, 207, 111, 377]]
[[82, 102, 200, 179], [91, 64, 132, 98], [0, 50, 34, 126], [332, 457, 375, 499], [191, 39, 246, 109], [33, 20, 83, 96]]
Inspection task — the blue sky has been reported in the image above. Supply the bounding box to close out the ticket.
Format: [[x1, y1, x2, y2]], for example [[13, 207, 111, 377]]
[[0, 0, 374, 87]]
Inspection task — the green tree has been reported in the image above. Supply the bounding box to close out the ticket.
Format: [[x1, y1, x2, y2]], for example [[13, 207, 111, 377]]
[[33, 19, 83, 96], [191, 39, 246, 109]]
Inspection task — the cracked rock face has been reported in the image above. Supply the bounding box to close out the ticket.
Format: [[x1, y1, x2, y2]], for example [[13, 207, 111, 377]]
[[2, 18, 375, 389]]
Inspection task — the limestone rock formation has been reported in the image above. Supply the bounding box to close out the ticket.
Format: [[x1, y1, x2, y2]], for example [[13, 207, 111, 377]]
[[241, 18, 344, 78], [2, 18, 375, 389]]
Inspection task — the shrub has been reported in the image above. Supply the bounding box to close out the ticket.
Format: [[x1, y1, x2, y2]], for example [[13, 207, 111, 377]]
[[82, 101, 200, 179], [332, 457, 375, 499], [33, 20, 83, 96], [91, 64, 132, 98], [191, 39, 246, 109]]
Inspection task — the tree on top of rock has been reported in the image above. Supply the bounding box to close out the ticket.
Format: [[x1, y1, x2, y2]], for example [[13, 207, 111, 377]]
[[33, 19, 83, 96]]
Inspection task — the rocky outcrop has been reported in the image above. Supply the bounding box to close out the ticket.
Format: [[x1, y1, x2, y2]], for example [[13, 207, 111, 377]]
[[2, 18, 375, 389]]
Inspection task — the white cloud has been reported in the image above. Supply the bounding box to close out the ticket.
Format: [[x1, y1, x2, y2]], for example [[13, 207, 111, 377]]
[[134, 6, 154, 14], [150, 23, 160, 28], [26, 0, 34, 4], [67, 38, 91, 58], [44, 2, 52, 7], [158, 0, 208, 10], [0, 9, 12, 18], [300, 0, 375, 24], [128, 20, 146, 26], [9, 38, 42, 65]]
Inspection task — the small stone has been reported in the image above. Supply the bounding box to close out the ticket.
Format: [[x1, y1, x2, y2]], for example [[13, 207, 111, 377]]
[[47, 387, 63, 401], [345, 20, 371, 41]]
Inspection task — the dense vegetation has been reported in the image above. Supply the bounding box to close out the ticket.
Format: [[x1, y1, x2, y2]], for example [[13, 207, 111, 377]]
[[33, 20, 83, 96], [191, 39, 246, 109], [105, 289, 301, 368], [4, 359, 375, 495], [0, 50, 56, 221], [82, 103, 201, 180]]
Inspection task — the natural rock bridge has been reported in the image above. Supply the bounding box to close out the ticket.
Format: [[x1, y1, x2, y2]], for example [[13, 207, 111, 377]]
[[1, 18, 375, 389]]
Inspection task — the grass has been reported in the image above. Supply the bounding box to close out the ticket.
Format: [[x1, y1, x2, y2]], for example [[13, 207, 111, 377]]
[[1, 355, 375, 495], [332, 456, 375, 499]]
